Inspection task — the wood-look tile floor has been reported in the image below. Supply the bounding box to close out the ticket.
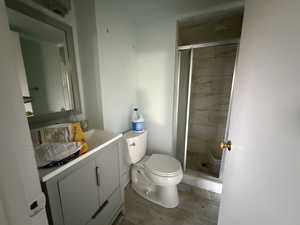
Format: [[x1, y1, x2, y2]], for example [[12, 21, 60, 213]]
[[114, 183, 220, 225]]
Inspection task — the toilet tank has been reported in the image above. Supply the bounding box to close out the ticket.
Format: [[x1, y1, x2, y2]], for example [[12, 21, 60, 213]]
[[124, 130, 147, 164]]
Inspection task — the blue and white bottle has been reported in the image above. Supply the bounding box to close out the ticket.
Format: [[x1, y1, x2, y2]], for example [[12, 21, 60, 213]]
[[132, 108, 144, 132]]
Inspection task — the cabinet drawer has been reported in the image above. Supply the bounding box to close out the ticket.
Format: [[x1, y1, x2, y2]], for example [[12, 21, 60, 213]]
[[87, 188, 122, 225]]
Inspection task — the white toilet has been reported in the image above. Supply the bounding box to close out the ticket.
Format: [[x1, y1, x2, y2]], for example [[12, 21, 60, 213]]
[[124, 130, 183, 208]]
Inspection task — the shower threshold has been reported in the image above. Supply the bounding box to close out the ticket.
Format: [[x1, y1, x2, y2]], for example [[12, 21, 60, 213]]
[[182, 169, 223, 194]]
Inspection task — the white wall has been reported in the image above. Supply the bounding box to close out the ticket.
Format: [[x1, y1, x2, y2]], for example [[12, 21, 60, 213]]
[[73, 0, 104, 129], [42, 43, 67, 112], [95, 0, 138, 133], [21, 38, 68, 114], [20, 37, 49, 113], [94, 0, 243, 155], [134, 1, 244, 155], [218, 0, 300, 224]]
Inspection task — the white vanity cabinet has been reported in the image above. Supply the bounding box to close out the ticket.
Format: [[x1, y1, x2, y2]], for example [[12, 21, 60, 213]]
[[41, 140, 123, 225], [58, 160, 99, 225], [95, 143, 120, 202]]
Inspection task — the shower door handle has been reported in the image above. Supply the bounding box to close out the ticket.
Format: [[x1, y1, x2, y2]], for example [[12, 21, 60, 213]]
[[220, 140, 232, 151]]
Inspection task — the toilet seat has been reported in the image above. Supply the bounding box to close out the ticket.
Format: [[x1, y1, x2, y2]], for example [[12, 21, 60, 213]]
[[144, 154, 182, 177]]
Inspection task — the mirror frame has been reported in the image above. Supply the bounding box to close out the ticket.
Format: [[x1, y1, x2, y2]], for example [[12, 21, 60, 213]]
[[5, 0, 81, 123]]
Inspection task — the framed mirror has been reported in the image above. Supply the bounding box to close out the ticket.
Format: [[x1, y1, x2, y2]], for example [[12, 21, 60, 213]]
[[5, 0, 81, 122]]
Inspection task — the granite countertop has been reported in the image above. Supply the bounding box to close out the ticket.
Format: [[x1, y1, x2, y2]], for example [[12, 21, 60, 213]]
[[38, 129, 123, 182]]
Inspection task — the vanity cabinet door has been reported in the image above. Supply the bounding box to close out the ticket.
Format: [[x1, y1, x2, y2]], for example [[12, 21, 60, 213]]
[[96, 144, 120, 202], [58, 160, 99, 225]]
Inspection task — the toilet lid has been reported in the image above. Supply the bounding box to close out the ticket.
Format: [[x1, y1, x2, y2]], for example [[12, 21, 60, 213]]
[[145, 154, 182, 177]]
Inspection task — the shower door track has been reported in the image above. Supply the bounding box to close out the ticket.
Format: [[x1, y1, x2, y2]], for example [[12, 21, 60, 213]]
[[177, 39, 240, 50]]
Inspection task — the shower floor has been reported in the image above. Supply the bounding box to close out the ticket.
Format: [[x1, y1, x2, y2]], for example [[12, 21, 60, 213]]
[[186, 151, 219, 177]]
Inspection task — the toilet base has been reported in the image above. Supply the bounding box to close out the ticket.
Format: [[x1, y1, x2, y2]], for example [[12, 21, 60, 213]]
[[131, 166, 180, 208]]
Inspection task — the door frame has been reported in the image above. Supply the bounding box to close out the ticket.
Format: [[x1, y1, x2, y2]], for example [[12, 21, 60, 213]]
[[173, 39, 240, 179]]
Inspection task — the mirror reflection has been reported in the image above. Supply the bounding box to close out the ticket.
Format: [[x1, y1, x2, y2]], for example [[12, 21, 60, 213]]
[[8, 9, 74, 116]]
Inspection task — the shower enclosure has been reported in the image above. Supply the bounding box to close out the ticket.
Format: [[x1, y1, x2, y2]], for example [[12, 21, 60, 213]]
[[175, 40, 239, 178]]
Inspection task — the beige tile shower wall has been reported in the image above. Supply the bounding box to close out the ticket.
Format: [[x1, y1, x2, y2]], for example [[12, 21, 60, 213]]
[[178, 9, 243, 46], [188, 45, 237, 160]]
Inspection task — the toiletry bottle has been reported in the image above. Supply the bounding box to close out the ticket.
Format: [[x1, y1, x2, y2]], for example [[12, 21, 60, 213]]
[[132, 108, 144, 132]]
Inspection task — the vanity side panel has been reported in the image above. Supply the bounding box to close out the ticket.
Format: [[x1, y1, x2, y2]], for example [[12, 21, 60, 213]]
[[119, 140, 130, 189]]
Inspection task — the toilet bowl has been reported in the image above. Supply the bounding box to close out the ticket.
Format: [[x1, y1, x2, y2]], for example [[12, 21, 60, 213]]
[[124, 131, 183, 208], [144, 154, 183, 186]]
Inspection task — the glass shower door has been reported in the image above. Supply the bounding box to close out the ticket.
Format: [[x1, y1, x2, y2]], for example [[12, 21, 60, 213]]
[[186, 44, 238, 177], [175, 49, 192, 170]]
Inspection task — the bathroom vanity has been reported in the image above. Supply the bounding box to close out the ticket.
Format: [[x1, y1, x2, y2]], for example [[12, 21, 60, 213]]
[[39, 130, 124, 225]]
